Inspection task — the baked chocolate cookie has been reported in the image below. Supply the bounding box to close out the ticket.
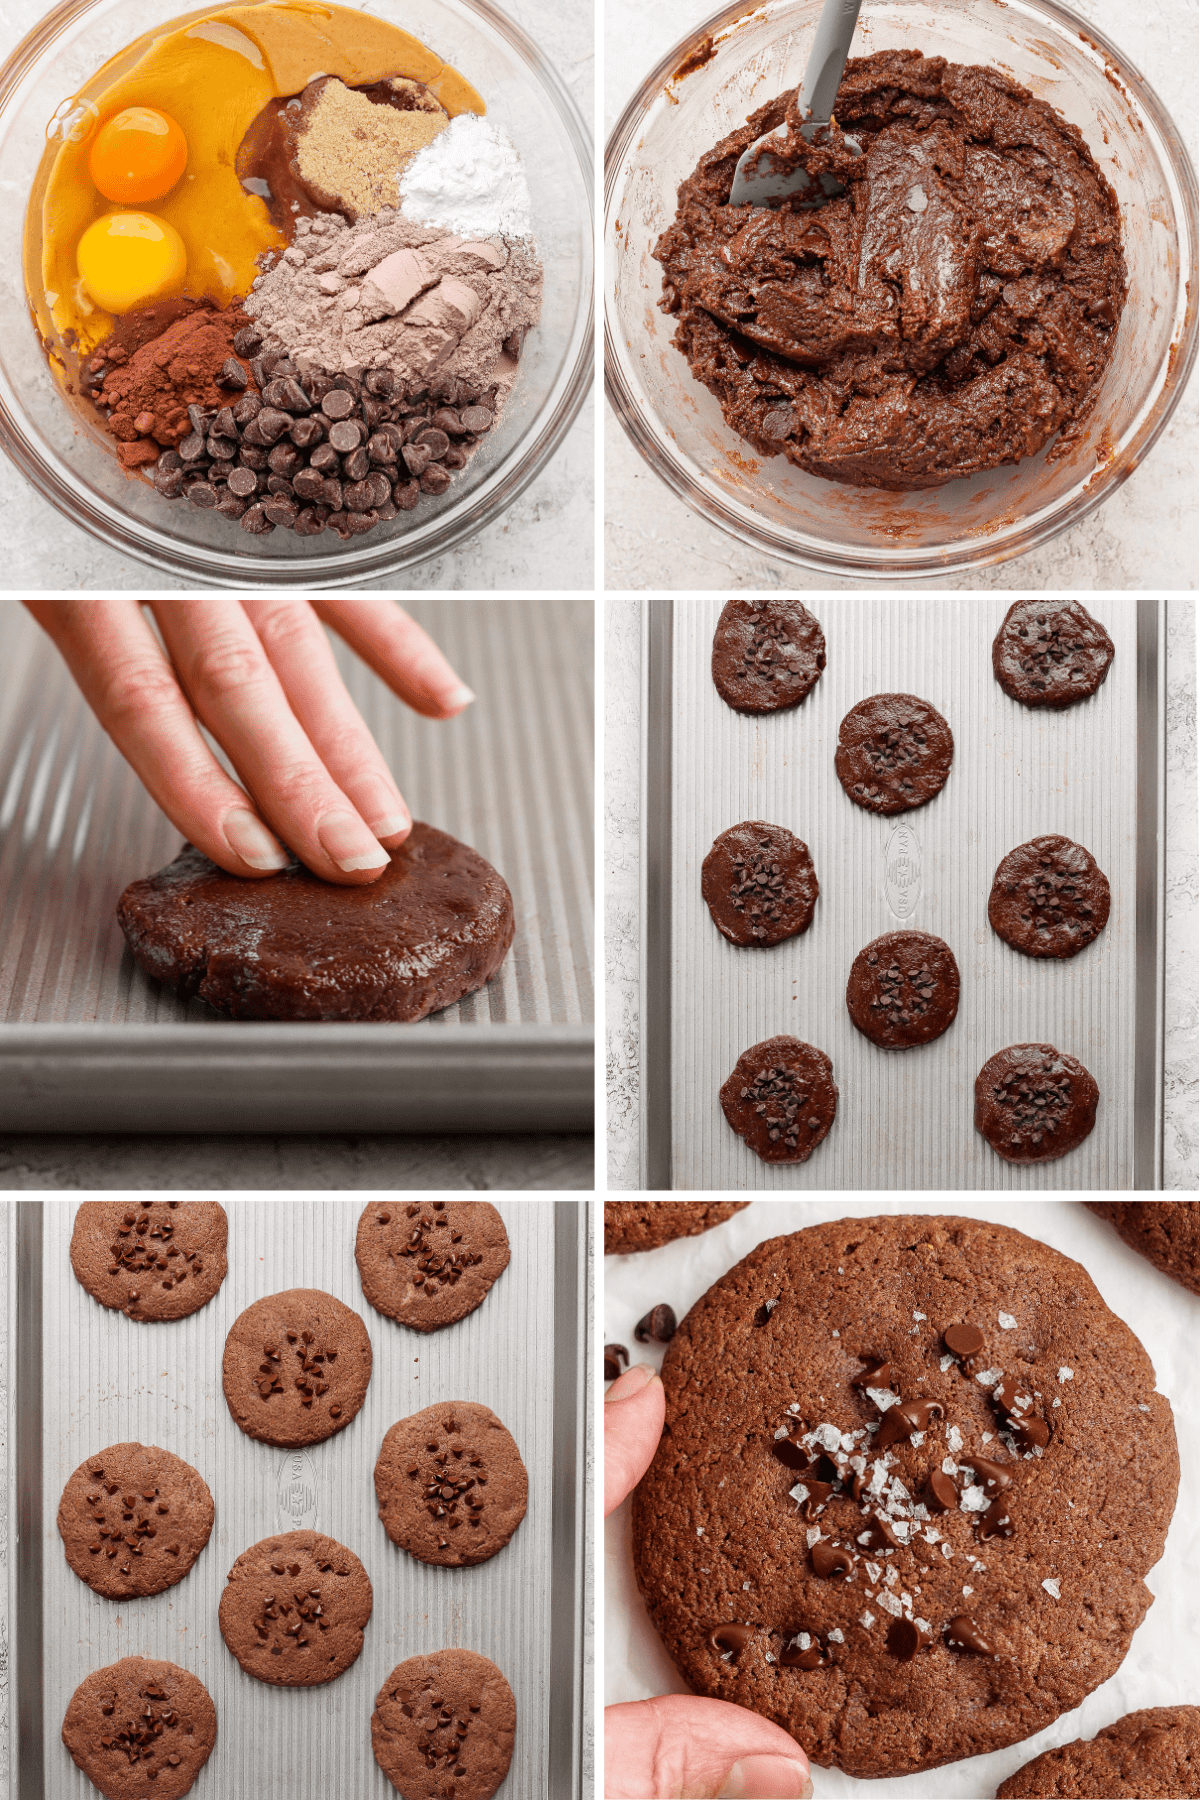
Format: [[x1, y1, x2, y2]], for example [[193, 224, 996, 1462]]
[[630, 1213, 1179, 1780], [701, 822, 819, 947], [58, 1443, 213, 1599], [992, 600, 1115, 710], [846, 931, 960, 1048], [372, 1650, 516, 1800], [61, 1656, 217, 1800], [356, 1201, 509, 1333], [835, 695, 954, 815], [604, 1203, 749, 1255], [975, 1044, 1099, 1164], [711, 598, 826, 714], [1085, 1203, 1200, 1297], [116, 824, 514, 1022], [218, 1530, 372, 1686], [222, 1289, 372, 1447], [720, 1036, 837, 1164], [996, 1704, 1200, 1798], [70, 1202, 227, 1322], [989, 836, 1111, 960], [374, 1401, 528, 1567]]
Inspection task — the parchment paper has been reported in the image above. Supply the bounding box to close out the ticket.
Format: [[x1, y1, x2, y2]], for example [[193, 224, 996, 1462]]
[[604, 1200, 1200, 1799]]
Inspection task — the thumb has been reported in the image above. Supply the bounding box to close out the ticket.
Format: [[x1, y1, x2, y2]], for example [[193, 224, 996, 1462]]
[[604, 1364, 666, 1515], [605, 1696, 813, 1798]]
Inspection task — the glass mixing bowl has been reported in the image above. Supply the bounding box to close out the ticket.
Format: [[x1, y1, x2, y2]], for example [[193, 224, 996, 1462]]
[[605, 0, 1197, 578], [0, 0, 592, 586]]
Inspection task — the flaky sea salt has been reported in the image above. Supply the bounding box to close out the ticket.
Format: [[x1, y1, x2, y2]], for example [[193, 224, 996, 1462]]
[[941, 1543, 953, 1559], [998, 1312, 1017, 1329], [866, 1562, 882, 1583], [975, 1367, 1003, 1386], [940, 1353, 955, 1372], [1057, 1367, 1074, 1382], [924, 1526, 941, 1544], [960, 1484, 990, 1512], [806, 1527, 823, 1549], [774, 1426, 790, 1439], [743, 1581, 751, 1590], [883, 1565, 899, 1587], [878, 1591, 903, 1617], [947, 1425, 963, 1453], [962, 1585, 973, 1597], [828, 1628, 845, 1644], [867, 1387, 899, 1412], [861, 1610, 875, 1628], [1042, 1578, 1061, 1599], [913, 1311, 927, 1321], [790, 1484, 809, 1506], [1053, 1398, 1062, 1408]]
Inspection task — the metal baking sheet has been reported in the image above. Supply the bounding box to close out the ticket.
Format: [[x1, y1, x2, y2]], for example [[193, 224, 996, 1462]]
[[0, 600, 593, 1131], [642, 598, 1165, 1190], [12, 1197, 589, 1799]]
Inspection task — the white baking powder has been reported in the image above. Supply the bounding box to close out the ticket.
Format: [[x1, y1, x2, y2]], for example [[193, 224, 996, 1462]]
[[399, 113, 533, 239]]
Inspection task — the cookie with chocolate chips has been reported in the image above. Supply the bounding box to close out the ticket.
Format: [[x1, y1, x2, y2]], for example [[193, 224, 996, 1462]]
[[70, 1201, 227, 1322], [222, 1288, 372, 1447], [989, 836, 1111, 960], [992, 599, 1115, 710], [61, 1656, 217, 1799], [58, 1443, 213, 1600], [218, 1529, 372, 1686], [371, 1649, 516, 1800], [846, 930, 960, 1048], [996, 1703, 1200, 1798], [374, 1401, 528, 1567], [604, 1202, 749, 1254], [702, 821, 819, 947], [1085, 1203, 1200, 1297], [355, 1201, 509, 1333], [631, 1213, 1179, 1780], [835, 694, 954, 815], [711, 598, 826, 714], [720, 1035, 837, 1163], [975, 1044, 1099, 1164]]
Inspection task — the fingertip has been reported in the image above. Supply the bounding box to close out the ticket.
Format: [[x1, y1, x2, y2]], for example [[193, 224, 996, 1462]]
[[443, 683, 476, 713], [604, 1364, 660, 1404], [716, 1755, 813, 1798], [223, 806, 290, 873]]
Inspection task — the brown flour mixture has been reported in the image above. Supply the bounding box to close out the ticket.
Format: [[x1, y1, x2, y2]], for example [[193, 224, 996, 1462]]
[[655, 50, 1126, 489]]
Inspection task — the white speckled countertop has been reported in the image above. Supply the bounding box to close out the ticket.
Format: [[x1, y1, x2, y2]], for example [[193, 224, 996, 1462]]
[[0, 0, 594, 591], [604, 0, 1198, 591], [605, 599, 1199, 1190]]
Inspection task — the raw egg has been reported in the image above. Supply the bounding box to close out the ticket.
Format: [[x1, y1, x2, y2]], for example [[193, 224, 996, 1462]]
[[89, 106, 188, 204], [76, 211, 187, 313]]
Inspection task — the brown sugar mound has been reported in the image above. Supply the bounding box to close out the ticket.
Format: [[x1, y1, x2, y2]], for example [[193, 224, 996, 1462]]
[[297, 79, 448, 220]]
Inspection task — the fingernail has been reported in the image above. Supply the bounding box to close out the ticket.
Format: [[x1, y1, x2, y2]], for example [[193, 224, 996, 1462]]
[[224, 807, 289, 871], [717, 1755, 812, 1798], [317, 811, 391, 872], [604, 1363, 658, 1403], [359, 780, 411, 841], [368, 812, 411, 840], [444, 683, 476, 711]]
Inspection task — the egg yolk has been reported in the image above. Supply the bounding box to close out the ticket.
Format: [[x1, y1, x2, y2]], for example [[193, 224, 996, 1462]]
[[88, 107, 188, 204], [76, 212, 187, 313]]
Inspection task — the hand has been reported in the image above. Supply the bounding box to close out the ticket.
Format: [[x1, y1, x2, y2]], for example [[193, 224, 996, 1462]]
[[25, 599, 474, 886], [605, 1365, 814, 1800]]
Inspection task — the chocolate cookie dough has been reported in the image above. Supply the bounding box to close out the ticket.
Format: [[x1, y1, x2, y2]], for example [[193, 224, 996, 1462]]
[[372, 1650, 516, 1800], [222, 1289, 372, 1447], [654, 51, 1124, 490], [58, 1443, 214, 1600], [835, 694, 953, 814], [996, 1704, 1200, 1798], [720, 1035, 837, 1163], [711, 598, 826, 712], [702, 821, 819, 946], [116, 823, 514, 1022], [70, 1202, 227, 1322], [630, 1213, 1179, 1780], [218, 1530, 372, 1686], [374, 1401, 528, 1567], [989, 836, 1110, 959], [62, 1656, 217, 1800], [604, 1202, 749, 1254], [975, 1043, 1099, 1164], [992, 600, 1115, 709], [846, 930, 960, 1047], [1085, 1203, 1200, 1297], [356, 1200, 510, 1332]]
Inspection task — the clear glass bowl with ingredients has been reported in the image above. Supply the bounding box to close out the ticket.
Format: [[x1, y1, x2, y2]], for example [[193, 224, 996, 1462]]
[[0, 0, 592, 586], [605, 0, 1197, 579]]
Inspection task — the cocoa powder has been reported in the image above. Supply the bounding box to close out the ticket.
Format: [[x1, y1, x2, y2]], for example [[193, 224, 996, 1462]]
[[86, 306, 260, 467]]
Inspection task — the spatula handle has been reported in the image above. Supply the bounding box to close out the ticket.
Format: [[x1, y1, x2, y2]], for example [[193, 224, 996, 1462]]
[[796, 0, 864, 129]]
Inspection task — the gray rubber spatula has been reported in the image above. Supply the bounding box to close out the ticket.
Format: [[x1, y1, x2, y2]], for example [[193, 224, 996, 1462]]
[[728, 0, 864, 205]]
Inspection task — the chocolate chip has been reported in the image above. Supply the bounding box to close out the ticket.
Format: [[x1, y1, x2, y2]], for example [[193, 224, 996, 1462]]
[[875, 1397, 943, 1448], [604, 1344, 630, 1382], [851, 1357, 892, 1388], [216, 357, 249, 390], [460, 405, 493, 432], [810, 1542, 853, 1579], [233, 326, 262, 357], [1011, 1413, 1050, 1450], [420, 464, 451, 496], [321, 389, 356, 421], [961, 1455, 1012, 1495], [402, 441, 432, 477], [858, 1512, 901, 1552], [707, 1624, 756, 1658], [328, 420, 364, 453], [978, 1496, 1016, 1540], [886, 1617, 932, 1661], [780, 1638, 827, 1670], [186, 482, 217, 509], [634, 1304, 677, 1344], [255, 407, 292, 444], [924, 1469, 958, 1513], [946, 1615, 996, 1655], [770, 1438, 811, 1471], [944, 1323, 985, 1357]]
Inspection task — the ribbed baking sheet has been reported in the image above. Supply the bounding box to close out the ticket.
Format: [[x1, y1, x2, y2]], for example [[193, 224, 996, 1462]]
[[0, 600, 593, 1130], [13, 1198, 588, 1800], [643, 599, 1164, 1190]]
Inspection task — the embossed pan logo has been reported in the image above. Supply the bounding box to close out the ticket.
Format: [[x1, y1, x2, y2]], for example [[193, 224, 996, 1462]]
[[277, 1451, 318, 1532], [883, 823, 921, 920]]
